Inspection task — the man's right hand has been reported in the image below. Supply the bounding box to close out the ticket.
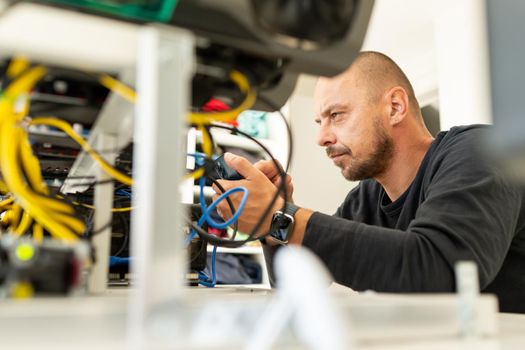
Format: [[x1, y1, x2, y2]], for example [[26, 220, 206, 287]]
[[254, 159, 294, 202]]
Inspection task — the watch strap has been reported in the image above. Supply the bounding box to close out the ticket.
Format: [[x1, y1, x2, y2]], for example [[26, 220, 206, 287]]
[[282, 202, 300, 218]]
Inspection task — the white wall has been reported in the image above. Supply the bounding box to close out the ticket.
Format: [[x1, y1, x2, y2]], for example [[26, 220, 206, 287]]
[[363, 0, 492, 129], [433, 0, 492, 129], [363, 0, 439, 108]]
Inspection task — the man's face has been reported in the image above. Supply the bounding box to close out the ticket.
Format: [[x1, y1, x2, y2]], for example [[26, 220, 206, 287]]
[[314, 73, 394, 181]]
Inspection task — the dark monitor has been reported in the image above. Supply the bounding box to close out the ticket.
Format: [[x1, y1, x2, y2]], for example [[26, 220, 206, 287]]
[[171, 0, 375, 110]]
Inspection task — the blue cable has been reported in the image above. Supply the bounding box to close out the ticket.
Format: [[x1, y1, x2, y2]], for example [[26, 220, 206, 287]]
[[193, 183, 246, 287], [186, 153, 249, 288], [186, 176, 248, 245], [187, 152, 209, 159], [195, 183, 247, 287], [198, 176, 249, 229], [184, 152, 211, 245], [187, 152, 214, 165], [198, 245, 217, 287], [115, 189, 132, 197], [109, 256, 131, 267]]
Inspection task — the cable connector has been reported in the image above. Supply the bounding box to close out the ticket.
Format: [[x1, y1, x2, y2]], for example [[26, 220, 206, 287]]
[[208, 154, 243, 182]]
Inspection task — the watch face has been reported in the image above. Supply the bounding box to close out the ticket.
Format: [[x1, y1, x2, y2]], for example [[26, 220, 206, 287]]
[[270, 212, 293, 242]]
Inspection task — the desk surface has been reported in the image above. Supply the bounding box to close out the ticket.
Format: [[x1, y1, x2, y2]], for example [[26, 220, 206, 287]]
[[0, 289, 523, 349]]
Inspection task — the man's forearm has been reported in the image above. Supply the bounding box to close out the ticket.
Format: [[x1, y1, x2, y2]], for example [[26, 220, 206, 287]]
[[287, 207, 314, 245]]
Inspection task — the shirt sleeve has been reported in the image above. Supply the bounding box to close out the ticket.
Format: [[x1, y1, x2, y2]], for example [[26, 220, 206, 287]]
[[302, 138, 522, 292]]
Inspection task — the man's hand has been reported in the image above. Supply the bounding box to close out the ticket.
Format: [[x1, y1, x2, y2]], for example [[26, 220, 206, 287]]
[[254, 159, 294, 202], [212, 153, 285, 237]]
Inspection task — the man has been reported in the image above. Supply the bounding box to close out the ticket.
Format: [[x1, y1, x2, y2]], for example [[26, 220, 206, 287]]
[[212, 51, 525, 313]]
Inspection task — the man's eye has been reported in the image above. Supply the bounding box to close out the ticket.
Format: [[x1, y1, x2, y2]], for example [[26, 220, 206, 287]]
[[330, 112, 341, 119]]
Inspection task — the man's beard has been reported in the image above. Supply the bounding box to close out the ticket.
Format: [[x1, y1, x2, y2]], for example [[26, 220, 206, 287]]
[[326, 124, 394, 181]]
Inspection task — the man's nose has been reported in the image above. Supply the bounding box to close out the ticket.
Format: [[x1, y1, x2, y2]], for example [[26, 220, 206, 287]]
[[317, 124, 336, 147]]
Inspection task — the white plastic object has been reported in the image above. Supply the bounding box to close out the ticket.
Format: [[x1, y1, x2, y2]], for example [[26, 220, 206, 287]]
[[455, 260, 480, 338], [246, 246, 351, 350]]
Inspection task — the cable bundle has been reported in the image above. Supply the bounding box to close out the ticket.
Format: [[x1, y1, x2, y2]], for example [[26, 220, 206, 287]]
[[185, 73, 293, 286], [0, 60, 84, 241], [0, 59, 136, 241], [0, 57, 294, 289]]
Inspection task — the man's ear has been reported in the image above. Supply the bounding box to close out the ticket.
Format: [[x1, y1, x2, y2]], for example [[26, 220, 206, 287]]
[[387, 86, 409, 126]]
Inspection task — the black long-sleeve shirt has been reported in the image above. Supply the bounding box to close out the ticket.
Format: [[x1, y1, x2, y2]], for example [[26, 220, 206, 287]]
[[296, 125, 525, 313]]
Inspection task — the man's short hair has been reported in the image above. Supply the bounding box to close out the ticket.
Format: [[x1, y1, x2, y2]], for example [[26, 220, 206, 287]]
[[352, 51, 420, 111]]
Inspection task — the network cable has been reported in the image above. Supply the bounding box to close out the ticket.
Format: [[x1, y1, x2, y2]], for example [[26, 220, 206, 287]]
[[197, 244, 217, 287], [0, 62, 85, 241], [29, 117, 133, 186], [3, 58, 292, 283], [199, 176, 248, 230], [186, 155, 249, 287], [97, 68, 255, 129], [193, 163, 247, 286], [185, 177, 248, 244], [189, 70, 256, 125], [189, 121, 291, 248]]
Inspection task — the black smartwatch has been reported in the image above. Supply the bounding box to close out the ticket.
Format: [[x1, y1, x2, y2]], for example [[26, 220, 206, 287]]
[[269, 202, 300, 244]]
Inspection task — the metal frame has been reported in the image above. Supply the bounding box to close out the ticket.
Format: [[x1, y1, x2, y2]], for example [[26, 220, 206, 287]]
[[88, 133, 117, 293], [127, 25, 194, 347], [0, 3, 195, 338], [61, 69, 135, 194]]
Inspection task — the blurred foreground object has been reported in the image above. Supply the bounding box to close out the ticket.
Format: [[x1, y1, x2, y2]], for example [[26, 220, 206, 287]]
[[486, 0, 525, 179], [0, 237, 90, 297]]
